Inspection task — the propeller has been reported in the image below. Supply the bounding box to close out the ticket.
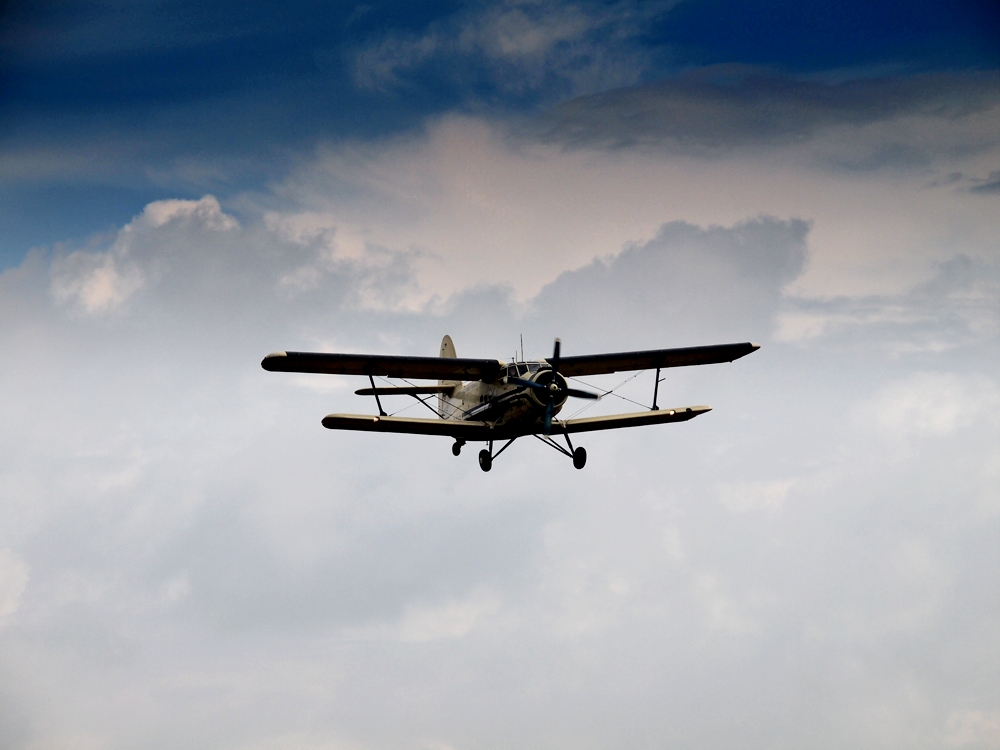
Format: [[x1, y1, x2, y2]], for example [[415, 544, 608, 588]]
[[508, 338, 599, 434]]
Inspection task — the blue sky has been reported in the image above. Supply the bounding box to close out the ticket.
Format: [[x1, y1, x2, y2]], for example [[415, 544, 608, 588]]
[[1, 3, 999, 749], [2, 0, 998, 268]]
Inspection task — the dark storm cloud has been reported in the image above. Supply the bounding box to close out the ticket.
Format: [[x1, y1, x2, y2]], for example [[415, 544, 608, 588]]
[[535, 67, 1000, 153]]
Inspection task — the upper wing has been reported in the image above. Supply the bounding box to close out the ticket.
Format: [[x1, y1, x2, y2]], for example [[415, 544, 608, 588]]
[[262, 351, 502, 382], [557, 342, 759, 377], [550, 405, 711, 434], [321, 413, 491, 439]]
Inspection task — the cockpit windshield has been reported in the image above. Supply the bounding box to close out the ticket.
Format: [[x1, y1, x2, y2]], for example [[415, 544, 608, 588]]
[[506, 362, 543, 378]]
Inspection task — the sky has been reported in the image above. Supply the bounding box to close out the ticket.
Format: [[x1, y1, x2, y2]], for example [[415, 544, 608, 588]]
[[1, 1, 998, 749]]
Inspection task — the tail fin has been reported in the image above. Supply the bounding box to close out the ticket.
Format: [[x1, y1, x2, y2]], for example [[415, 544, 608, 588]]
[[440, 335, 456, 358], [438, 335, 458, 418]]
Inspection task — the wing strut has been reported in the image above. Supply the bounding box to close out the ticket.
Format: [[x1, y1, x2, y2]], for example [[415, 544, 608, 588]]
[[652, 367, 661, 411], [367, 374, 387, 416]]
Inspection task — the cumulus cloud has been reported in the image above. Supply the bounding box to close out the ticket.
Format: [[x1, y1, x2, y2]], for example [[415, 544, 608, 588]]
[[50, 249, 145, 313], [263, 114, 1000, 310], [141, 195, 239, 231], [530, 216, 808, 348]]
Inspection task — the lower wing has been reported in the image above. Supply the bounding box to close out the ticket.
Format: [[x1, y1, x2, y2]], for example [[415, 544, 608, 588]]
[[321, 414, 491, 439], [321, 405, 710, 439]]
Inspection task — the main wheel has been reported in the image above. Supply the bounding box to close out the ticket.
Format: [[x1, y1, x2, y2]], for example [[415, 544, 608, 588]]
[[452, 441, 462, 456], [572, 446, 587, 469], [478, 449, 493, 472]]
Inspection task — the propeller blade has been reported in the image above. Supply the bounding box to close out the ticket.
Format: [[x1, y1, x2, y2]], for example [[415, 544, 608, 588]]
[[543, 400, 554, 434], [507, 376, 547, 391], [565, 387, 600, 400], [551, 338, 561, 374]]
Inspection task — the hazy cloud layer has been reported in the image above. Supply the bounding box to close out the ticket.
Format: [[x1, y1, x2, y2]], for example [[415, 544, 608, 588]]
[[1, 190, 997, 748], [537, 67, 1000, 158], [254, 112, 1000, 308]]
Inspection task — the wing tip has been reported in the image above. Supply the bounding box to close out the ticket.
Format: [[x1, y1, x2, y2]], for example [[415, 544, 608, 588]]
[[750, 342, 761, 351], [322, 413, 382, 430], [261, 351, 288, 371]]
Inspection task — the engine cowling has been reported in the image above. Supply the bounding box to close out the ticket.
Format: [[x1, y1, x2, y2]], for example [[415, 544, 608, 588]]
[[524, 369, 569, 410]]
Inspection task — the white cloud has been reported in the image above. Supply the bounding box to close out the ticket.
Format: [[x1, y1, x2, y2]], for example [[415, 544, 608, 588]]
[[140, 195, 239, 231], [389, 589, 501, 643], [716, 480, 793, 514], [693, 573, 759, 635], [945, 710, 1000, 748], [50, 250, 144, 313], [264, 114, 1000, 311], [868, 372, 1000, 437], [0, 549, 29, 627], [48, 196, 241, 315]]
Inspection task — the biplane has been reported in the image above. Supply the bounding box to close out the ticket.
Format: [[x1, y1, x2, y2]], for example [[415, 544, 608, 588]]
[[261, 337, 759, 471]]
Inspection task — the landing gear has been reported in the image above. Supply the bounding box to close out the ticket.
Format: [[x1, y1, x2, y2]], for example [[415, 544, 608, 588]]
[[452, 439, 465, 456], [533, 431, 588, 469], [475, 439, 515, 472]]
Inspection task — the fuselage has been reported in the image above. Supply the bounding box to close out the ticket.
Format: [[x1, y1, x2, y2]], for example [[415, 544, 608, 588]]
[[439, 360, 568, 429]]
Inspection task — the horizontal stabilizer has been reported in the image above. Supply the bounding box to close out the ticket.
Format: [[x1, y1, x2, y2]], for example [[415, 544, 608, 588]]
[[355, 385, 456, 396]]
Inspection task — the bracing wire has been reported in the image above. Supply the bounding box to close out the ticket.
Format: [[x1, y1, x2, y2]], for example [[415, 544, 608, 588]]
[[565, 370, 648, 419], [366, 374, 445, 418], [375, 368, 653, 421]]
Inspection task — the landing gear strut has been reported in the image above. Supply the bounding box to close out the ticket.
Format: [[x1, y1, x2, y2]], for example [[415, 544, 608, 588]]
[[533, 431, 587, 469], [476, 438, 515, 472]]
